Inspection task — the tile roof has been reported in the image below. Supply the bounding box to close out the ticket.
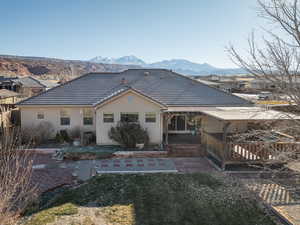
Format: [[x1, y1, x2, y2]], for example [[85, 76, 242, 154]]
[[16, 76, 46, 88], [0, 89, 20, 98], [18, 69, 251, 106]]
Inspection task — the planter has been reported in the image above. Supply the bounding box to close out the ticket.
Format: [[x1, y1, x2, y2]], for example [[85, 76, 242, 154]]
[[73, 138, 81, 146], [136, 143, 144, 149]]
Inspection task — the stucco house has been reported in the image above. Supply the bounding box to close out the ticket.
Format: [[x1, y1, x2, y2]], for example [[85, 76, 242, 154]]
[[18, 69, 254, 145], [17, 69, 300, 168]]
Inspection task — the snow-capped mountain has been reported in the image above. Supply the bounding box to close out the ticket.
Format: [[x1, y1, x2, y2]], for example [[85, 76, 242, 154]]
[[90, 55, 245, 75], [90, 55, 146, 66]]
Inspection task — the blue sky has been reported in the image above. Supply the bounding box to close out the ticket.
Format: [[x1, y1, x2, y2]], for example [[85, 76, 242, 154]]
[[0, 0, 263, 68]]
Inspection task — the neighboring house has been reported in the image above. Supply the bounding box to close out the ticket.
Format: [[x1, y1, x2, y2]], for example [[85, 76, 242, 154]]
[[249, 76, 300, 91], [16, 76, 47, 97], [0, 76, 58, 99], [17, 69, 300, 167], [0, 76, 19, 91], [198, 75, 252, 92], [0, 89, 21, 104]]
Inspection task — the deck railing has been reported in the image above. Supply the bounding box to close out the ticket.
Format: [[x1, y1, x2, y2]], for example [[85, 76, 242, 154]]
[[202, 131, 300, 168], [225, 142, 300, 162]]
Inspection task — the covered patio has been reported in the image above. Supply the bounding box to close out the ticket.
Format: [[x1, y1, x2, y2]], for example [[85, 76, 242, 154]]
[[163, 107, 205, 145], [199, 107, 300, 169]]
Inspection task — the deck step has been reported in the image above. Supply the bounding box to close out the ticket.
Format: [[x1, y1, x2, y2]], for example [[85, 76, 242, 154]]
[[167, 144, 206, 157]]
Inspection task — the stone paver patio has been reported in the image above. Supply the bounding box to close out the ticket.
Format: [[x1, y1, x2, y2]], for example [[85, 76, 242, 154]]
[[95, 158, 178, 174]]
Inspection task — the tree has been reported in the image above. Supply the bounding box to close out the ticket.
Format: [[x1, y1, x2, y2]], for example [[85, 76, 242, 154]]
[[0, 108, 37, 225], [229, 0, 300, 107], [227, 0, 300, 170]]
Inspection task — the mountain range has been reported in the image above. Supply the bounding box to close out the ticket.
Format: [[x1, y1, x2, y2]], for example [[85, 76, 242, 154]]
[[0, 55, 139, 78], [0, 54, 246, 79], [90, 55, 246, 75]]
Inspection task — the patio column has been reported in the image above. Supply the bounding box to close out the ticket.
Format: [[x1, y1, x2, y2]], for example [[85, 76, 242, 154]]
[[165, 113, 170, 145]]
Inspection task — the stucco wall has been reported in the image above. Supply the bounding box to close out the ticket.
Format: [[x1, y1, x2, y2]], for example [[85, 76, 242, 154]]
[[202, 115, 247, 133], [95, 92, 163, 145], [20, 106, 96, 138]]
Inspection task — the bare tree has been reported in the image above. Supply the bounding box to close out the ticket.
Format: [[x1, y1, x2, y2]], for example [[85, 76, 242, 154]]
[[0, 108, 37, 225], [228, 0, 300, 107], [227, 0, 300, 170]]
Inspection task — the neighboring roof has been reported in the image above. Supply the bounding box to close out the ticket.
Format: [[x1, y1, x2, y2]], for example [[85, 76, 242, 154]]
[[198, 107, 300, 121], [233, 93, 259, 101], [196, 79, 220, 86], [18, 69, 251, 106], [0, 89, 20, 98], [36, 79, 58, 88], [0, 76, 18, 83], [16, 76, 46, 88], [250, 76, 300, 84]]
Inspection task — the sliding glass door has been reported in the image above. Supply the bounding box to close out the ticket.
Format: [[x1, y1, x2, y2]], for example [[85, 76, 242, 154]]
[[168, 115, 186, 132]]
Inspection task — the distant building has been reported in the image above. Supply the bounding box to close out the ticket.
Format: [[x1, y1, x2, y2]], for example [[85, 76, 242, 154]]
[[0, 76, 58, 98], [0, 89, 21, 104]]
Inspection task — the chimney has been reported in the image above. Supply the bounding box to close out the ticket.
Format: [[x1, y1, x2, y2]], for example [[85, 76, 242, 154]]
[[121, 77, 128, 85]]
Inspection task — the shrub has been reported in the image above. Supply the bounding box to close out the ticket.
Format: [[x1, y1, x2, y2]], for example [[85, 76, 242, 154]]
[[60, 130, 71, 143], [21, 121, 54, 145], [35, 121, 55, 144], [108, 122, 149, 148]]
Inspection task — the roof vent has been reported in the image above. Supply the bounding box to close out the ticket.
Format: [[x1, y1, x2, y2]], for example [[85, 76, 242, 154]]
[[144, 72, 150, 76], [121, 77, 128, 85]]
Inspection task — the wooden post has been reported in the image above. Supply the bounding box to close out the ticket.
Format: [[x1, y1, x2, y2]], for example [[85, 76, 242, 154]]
[[165, 112, 174, 145], [222, 122, 231, 170], [165, 113, 169, 145]]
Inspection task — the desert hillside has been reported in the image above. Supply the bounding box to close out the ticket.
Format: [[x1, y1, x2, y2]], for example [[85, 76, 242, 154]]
[[0, 55, 140, 79]]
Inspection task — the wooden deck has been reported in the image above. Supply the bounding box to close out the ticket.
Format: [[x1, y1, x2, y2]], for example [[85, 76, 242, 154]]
[[202, 131, 300, 169]]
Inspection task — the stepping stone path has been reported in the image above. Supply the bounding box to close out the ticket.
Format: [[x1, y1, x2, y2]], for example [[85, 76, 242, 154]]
[[96, 158, 177, 174]]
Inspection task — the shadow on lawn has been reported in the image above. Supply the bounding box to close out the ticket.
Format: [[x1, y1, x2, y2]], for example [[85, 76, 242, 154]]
[[28, 173, 276, 225]]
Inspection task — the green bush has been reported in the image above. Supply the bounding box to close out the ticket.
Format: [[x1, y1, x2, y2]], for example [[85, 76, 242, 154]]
[[108, 122, 149, 148], [55, 130, 71, 143]]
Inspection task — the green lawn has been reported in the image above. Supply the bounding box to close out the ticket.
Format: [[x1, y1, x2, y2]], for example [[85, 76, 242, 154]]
[[26, 173, 275, 225]]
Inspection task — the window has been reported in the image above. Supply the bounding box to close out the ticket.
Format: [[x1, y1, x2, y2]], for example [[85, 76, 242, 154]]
[[103, 113, 114, 123], [83, 109, 93, 125], [121, 112, 139, 123], [60, 109, 70, 126], [37, 111, 44, 120], [145, 112, 156, 123]]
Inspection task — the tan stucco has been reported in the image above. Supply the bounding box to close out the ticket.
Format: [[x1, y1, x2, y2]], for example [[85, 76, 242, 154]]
[[20, 106, 95, 138], [19, 91, 164, 144], [202, 115, 247, 133], [96, 91, 163, 145]]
